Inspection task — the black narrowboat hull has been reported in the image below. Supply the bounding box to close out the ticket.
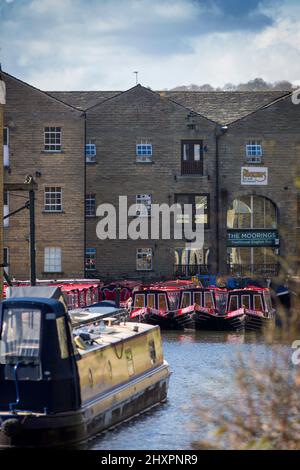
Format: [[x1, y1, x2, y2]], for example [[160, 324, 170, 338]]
[[145, 313, 184, 330], [129, 311, 185, 330], [0, 363, 170, 448], [224, 313, 274, 332], [182, 311, 227, 331]]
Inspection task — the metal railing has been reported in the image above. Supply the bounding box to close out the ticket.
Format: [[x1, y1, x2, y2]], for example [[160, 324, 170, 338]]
[[227, 264, 279, 277], [174, 264, 211, 277], [181, 161, 203, 175]]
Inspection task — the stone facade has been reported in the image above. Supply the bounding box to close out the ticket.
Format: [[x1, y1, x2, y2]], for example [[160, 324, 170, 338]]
[[2, 73, 85, 280], [85, 86, 218, 280], [2, 71, 300, 281]]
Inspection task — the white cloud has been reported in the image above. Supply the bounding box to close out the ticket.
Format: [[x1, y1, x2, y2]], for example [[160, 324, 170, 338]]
[[0, 0, 299, 90]]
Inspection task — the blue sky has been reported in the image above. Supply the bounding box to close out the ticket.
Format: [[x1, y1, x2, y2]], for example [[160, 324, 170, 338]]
[[0, 0, 300, 90]]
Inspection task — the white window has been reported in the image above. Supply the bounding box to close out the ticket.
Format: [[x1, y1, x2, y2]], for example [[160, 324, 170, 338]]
[[3, 247, 9, 275], [3, 127, 9, 167], [136, 140, 152, 162], [3, 191, 9, 228], [136, 248, 153, 271], [134, 294, 145, 308], [85, 248, 96, 271], [85, 141, 96, 163], [44, 247, 62, 273], [86, 194, 96, 217], [136, 194, 151, 216], [44, 187, 62, 212], [44, 127, 61, 152], [246, 140, 263, 163]]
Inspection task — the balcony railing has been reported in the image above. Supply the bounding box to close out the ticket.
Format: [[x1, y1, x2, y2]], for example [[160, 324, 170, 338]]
[[227, 264, 279, 277], [174, 264, 210, 277], [181, 161, 203, 175]]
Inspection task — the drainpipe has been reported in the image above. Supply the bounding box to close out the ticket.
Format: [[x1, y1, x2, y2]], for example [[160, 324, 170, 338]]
[[215, 125, 228, 274], [84, 112, 87, 278]]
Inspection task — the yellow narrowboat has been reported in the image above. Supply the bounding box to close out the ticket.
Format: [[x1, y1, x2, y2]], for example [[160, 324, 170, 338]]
[[0, 287, 170, 448]]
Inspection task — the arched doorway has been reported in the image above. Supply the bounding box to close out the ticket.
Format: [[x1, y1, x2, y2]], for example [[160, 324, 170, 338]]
[[174, 248, 210, 276], [227, 195, 279, 276]]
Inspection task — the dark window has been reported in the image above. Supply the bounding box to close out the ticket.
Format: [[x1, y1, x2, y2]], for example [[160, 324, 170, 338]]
[[85, 248, 96, 271], [3, 127, 8, 146], [175, 194, 209, 229], [181, 140, 203, 175]]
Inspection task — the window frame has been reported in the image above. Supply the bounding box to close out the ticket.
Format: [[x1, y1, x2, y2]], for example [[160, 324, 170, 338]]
[[175, 193, 210, 230], [136, 194, 152, 216], [134, 293, 145, 308], [245, 140, 263, 163], [44, 127, 62, 153], [181, 291, 191, 308], [136, 140, 153, 163], [85, 248, 97, 271], [85, 194, 96, 217], [136, 248, 153, 271], [85, 141, 97, 162], [3, 127, 9, 167], [44, 247, 62, 273], [228, 295, 239, 312], [44, 187, 63, 212]]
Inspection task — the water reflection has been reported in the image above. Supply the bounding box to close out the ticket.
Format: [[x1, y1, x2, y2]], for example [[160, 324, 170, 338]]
[[88, 330, 284, 450]]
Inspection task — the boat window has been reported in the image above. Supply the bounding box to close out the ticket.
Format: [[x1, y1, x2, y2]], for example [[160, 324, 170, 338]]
[[264, 292, 273, 312], [181, 292, 191, 308], [254, 295, 263, 311], [228, 295, 239, 312], [241, 295, 251, 309], [125, 348, 135, 376], [56, 317, 69, 359], [0, 308, 41, 364], [158, 294, 168, 312], [134, 294, 145, 308], [204, 292, 214, 309], [149, 339, 157, 365], [215, 292, 227, 315], [167, 291, 180, 310], [194, 292, 201, 306], [147, 294, 155, 309]]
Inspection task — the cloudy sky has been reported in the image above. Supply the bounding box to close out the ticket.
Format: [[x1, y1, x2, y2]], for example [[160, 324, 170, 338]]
[[0, 0, 300, 90]]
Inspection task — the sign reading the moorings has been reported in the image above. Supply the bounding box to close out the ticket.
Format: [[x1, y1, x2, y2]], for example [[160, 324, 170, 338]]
[[227, 229, 279, 247]]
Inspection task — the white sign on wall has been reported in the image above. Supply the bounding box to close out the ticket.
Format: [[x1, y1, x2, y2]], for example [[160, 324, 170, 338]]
[[241, 167, 268, 185], [0, 80, 6, 104]]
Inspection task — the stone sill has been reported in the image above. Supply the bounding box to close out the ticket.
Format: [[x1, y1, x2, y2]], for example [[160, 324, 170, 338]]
[[42, 272, 64, 275], [136, 270, 154, 273], [42, 210, 65, 214], [41, 150, 65, 155], [135, 161, 155, 165], [176, 174, 210, 180]]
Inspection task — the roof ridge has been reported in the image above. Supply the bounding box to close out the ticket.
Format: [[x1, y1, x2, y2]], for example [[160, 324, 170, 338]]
[[227, 91, 292, 125], [2, 71, 83, 113]]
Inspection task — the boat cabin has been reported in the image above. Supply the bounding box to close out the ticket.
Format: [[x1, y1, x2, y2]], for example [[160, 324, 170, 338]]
[[226, 288, 273, 314]]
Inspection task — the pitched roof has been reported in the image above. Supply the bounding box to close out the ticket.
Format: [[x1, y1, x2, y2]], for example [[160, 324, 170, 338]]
[[47, 89, 291, 124], [163, 90, 290, 125], [49, 91, 120, 110]]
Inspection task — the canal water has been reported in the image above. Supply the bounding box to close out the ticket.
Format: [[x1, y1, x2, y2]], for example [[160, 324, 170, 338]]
[[88, 331, 284, 450]]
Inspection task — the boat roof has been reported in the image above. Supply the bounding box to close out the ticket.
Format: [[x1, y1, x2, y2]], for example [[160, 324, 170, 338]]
[[228, 287, 269, 293], [74, 321, 157, 354], [2, 296, 67, 315]]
